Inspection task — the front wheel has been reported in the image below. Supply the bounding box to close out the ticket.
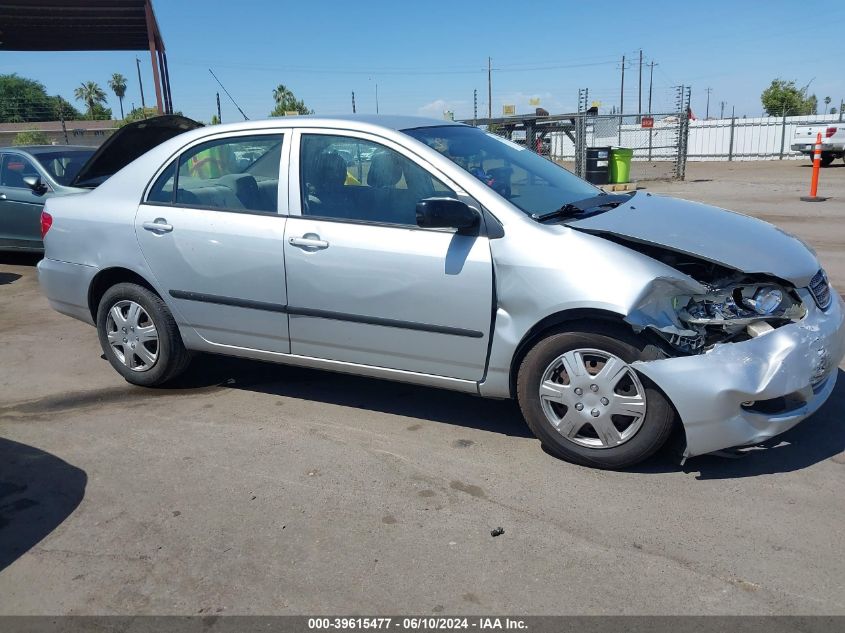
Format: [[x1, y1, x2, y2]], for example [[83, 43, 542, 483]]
[[517, 325, 676, 469], [96, 282, 191, 387]]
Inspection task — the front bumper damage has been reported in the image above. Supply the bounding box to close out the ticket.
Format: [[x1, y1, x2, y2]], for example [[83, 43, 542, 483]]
[[632, 288, 845, 458]]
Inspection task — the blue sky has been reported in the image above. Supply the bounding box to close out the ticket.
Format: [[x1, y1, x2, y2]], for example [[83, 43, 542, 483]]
[[6, 0, 844, 122]]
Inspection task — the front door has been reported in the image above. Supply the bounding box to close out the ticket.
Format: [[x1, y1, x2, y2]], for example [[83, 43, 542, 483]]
[[135, 132, 291, 353], [0, 153, 47, 250], [283, 131, 493, 380]]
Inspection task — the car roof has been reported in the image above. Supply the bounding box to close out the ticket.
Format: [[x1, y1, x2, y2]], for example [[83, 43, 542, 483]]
[[1, 145, 94, 155], [192, 114, 465, 136]]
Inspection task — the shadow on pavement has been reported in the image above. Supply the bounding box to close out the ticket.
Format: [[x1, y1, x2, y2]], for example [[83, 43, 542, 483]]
[[0, 438, 87, 571], [0, 252, 41, 267], [168, 356, 845, 476], [0, 272, 21, 285], [167, 354, 533, 439]]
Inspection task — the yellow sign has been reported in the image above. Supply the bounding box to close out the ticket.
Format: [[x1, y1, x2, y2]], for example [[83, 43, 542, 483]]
[[591, 101, 602, 109], [284, 111, 300, 116], [503, 104, 515, 115], [529, 97, 540, 106]]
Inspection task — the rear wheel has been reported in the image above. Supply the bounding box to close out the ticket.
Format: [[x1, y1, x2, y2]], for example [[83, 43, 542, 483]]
[[820, 153, 834, 167], [517, 325, 676, 469], [96, 282, 191, 387]]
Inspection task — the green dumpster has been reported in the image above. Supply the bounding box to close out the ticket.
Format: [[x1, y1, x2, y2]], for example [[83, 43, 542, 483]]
[[609, 148, 633, 184]]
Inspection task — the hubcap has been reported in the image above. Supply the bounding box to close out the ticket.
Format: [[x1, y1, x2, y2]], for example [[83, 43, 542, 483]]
[[105, 300, 159, 372], [538, 348, 647, 449]]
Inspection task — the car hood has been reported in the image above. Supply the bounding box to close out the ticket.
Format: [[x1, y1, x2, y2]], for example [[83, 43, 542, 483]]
[[566, 192, 820, 287], [70, 115, 203, 188]]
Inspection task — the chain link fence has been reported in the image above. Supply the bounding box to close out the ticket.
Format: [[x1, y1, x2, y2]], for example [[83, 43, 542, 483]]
[[467, 111, 690, 182]]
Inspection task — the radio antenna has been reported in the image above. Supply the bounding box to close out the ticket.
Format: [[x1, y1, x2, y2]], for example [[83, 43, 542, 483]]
[[209, 68, 249, 121]]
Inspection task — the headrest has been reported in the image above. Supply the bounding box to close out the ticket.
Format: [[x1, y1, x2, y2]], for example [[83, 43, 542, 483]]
[[314, 151, 347, 190], [367, 151, 403, 188]]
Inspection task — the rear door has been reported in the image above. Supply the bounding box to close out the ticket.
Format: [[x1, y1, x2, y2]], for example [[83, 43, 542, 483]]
[[135, 131, 291, 352], [0, 153, 48, 250], [283, 129, 493, 381]]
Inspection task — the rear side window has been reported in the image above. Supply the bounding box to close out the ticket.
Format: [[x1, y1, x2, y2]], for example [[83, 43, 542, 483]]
[[146, 134, 284, 213]]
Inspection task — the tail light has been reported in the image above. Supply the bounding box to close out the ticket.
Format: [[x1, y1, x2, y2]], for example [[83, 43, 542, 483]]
[[825, 127, 837, 138], [40, 210, 53, 239]]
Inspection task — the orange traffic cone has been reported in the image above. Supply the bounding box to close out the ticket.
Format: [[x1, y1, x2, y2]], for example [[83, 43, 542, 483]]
[[801, 132, 827, 202]]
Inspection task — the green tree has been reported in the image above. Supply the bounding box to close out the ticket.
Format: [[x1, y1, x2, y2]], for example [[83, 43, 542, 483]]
[[760, 79, 816, 116], [269, 84, 312, 116], [210, 114, 221, 125], [108, 73, 128, 119], [118, 106, 183, 127], [0, 74, 52, 122], [12, 129, 50, 145], [73, 81, 108, 119], [52, 96, 82, 121]]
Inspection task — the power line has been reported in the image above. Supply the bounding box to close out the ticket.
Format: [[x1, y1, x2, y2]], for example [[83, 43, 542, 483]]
[[208, 68, 248, 121]]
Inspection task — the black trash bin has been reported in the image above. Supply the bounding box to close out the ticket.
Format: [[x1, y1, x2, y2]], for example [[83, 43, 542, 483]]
[[585, 147, 611, 185]]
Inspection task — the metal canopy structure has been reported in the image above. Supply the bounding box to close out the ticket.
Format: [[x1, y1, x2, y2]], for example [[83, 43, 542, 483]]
[[0, 0, 173, 114]]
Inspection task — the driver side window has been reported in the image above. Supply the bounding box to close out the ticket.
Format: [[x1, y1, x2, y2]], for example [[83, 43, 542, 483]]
[[300, 134, 454, 226]]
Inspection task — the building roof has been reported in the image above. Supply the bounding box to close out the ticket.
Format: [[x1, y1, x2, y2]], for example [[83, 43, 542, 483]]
[[0, 120, 119, 132], [0, 0, 164, 51], [3, 145, 94, 154]]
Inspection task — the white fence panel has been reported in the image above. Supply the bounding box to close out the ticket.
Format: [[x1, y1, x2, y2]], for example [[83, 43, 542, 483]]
[[687, 113, 840, 161]]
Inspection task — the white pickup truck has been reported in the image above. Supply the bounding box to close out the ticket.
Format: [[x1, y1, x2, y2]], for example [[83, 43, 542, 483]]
[[791, 123, 845, 166]]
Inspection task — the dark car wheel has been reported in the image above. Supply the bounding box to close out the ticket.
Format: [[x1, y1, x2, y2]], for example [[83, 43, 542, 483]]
[[820, 153, 834, 167], [517, 324, 676, 469], [96, 282, 191, 387]]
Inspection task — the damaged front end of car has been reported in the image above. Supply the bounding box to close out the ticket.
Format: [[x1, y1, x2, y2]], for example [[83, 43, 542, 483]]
[[604, 237, 845, 459], [617, 239, 807, 356]]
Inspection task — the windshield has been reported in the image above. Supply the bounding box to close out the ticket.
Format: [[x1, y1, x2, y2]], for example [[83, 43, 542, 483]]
[[34, 149, 95, 186], [403, 125, 598, 216]]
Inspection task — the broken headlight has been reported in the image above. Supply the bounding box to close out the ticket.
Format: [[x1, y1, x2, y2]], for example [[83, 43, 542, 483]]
[[671, 281, 805, 350]]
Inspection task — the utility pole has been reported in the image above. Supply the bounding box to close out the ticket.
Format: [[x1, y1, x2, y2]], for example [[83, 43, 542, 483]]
[[136, 57, 147, 115], [487, 57, 492, 120], [619, 55, 625, 115], [216, 92, 221, 123], [647, 61, 656, 114], [58, 107, 69, 144], [352, 91, 356, 114], [720, 101, 725, 120], [705, 87, 713, 119], [375, 84, 379, 114], [473, 89, 478, 125], [638, 49, 643, 115]]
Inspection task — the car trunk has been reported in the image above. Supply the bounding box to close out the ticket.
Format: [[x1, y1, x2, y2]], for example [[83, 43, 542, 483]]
[[70, 115, 203, 188]]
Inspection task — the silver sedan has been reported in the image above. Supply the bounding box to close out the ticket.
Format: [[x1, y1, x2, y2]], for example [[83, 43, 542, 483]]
[[38, 115, 845, 469]]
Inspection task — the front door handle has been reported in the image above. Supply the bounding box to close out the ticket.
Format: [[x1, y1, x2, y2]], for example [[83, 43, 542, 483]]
[[289, 234, 329, 251], [142, 218, 173, 234]]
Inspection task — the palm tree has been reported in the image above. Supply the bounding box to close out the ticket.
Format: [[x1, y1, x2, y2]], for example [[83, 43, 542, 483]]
[[73, 81, 107, 119], [270, 84, 312, 116], [108, 73, 128, 119]]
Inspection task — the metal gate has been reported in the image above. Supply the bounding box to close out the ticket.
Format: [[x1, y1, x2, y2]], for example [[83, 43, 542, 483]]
[[464, 86, 691, 182]]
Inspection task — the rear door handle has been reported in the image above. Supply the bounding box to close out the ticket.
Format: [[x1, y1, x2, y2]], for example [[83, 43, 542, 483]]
[[142, 218, 173, 234], [289, 235, 329, 251]]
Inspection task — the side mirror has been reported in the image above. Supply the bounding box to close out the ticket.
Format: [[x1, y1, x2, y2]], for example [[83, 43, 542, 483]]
[[23, 175, 47, 195], [416, 197, 479, 232]]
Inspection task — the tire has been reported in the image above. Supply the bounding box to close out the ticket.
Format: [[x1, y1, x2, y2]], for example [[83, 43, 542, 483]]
[[820, 153, 834, 167], [96, 282, 191, 387], [516, 324, 676, 469]]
